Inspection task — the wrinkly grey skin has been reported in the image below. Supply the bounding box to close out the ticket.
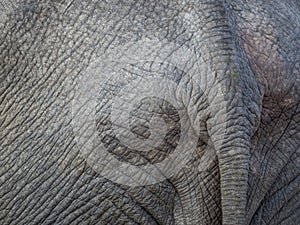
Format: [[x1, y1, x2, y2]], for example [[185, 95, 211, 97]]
[[0, 0, 299, 225]]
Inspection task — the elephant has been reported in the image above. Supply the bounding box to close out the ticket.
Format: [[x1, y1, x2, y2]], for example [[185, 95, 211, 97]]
[[0, 0, 299, 224]]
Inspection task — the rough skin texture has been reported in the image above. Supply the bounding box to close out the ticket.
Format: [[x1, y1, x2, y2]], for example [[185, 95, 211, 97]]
[[0, 0, 299, 224]]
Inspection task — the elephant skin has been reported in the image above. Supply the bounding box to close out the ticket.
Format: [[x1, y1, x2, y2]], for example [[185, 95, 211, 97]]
[[0, 0, 299, 224]]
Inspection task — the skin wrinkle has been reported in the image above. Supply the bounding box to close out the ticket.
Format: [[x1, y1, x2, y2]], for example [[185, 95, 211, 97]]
[[247, 104, 299, 224], [266, 164, 300, 223], [225, 2, 299, 223], [1, 1, 165, 223], [0, 0, 299, 224], [260, 107, 299, 217]]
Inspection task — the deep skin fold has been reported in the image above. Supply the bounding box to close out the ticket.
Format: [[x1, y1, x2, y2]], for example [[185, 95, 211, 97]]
[[0, 0, 299, 225]]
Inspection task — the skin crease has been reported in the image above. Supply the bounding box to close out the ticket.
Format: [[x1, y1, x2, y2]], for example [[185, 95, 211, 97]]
[[0, 1, 299, 225]]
